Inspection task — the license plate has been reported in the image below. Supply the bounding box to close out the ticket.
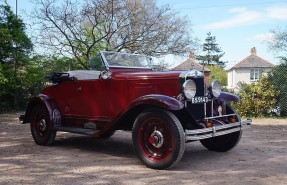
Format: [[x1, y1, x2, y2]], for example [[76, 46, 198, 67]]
[[191, 96, 208, 104]]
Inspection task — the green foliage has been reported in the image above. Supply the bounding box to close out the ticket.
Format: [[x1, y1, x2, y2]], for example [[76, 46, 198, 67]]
[[21, 55, 76, 99], [0, 53, 79, 112], [70, 25, 107, 69], [267, 59, 287, 117], [196, 32, 226, 67], [0, 2, 33, 62], [267, 26, 287, 117], [206, 64, 227, 86], [0, 1, 104, 112], [232, 77, 278, 118], [0, 2, 33, 112], [0, 64, 7, 84]]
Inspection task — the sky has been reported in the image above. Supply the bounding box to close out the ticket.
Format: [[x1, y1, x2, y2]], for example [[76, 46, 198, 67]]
[[5, 0, 287, 69], [157, 0, 287, 69]]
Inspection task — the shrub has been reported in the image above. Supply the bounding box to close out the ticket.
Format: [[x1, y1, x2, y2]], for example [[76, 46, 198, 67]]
[[231, 76, 278, 118]]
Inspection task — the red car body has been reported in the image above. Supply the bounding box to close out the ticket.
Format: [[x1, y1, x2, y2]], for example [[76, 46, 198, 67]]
[[21, 51, 251, 169]]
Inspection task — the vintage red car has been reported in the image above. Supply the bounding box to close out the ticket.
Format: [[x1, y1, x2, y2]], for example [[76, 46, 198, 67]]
[[20, 51, 251, 169]]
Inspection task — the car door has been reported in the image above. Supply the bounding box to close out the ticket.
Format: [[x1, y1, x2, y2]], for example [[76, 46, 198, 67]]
[[67, 79, 108, 119]]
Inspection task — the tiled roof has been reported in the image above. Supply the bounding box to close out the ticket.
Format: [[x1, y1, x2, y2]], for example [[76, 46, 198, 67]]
[[172, 58, 211, 72], [230, 54, 275, 70]]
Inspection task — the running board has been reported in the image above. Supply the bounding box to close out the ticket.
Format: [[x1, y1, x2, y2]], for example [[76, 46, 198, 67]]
[[54, 127, 99, 136]]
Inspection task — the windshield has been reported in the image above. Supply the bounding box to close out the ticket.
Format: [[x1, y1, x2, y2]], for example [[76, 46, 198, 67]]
[[100, 51, 153, 69]]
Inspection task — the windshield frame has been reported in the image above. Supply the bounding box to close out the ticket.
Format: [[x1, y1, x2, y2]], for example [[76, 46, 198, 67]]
[[100, 51, 153, 70]]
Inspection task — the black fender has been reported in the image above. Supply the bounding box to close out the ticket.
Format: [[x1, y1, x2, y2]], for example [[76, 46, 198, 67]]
[[22, 94, 61, 127], [217, 92, 241, 121], [218, 92, 240, 102], [108, 94, 184, 131], [129, 94, 184, 111]]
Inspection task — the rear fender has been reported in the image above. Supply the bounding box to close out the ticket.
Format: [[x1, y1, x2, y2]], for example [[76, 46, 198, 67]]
[[23, 94, 61, 126]]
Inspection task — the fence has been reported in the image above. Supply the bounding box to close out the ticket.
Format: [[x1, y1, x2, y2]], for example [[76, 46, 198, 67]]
[[227, 64, 287, 118]]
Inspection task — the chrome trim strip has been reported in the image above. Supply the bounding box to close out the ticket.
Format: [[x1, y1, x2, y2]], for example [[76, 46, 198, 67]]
[[106, 65, 152, 69], [179, 70, 204, 81], [211, 100, 213, 117], [185, 119, 252, 141], [204, 113, 237, 120], [99, 51, 110, 70]]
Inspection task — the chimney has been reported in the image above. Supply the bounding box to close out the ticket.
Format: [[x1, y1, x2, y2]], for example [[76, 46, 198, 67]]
[[250, 47, 256, 55], [189, 51, 195, 60]]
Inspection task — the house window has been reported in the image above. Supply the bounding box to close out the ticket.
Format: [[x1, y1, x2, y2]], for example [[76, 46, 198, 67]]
[[250, 69, 262, 81]]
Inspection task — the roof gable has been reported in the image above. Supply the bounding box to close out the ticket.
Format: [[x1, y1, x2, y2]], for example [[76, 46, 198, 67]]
[[229, 48, 275, 71], [172, 58, 211, 72]]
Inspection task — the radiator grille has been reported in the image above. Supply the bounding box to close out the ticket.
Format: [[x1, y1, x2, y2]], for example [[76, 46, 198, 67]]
[[186, 77, 205, 120]]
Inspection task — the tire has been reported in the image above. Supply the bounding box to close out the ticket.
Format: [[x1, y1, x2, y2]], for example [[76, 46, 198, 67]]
[[30, 104, 56, 146], [200, 131, 242, 152], [132, 109, 185, 169]]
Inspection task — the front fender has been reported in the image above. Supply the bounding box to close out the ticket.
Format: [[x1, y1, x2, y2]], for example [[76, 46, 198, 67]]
[[102, 94, 184, 132], [23, 94, 60, 125], [130, 94, 184, 110], [218, 92, 240, 102]]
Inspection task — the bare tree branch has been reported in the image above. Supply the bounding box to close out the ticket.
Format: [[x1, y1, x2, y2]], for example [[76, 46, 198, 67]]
[[30, 0, 197, 69]]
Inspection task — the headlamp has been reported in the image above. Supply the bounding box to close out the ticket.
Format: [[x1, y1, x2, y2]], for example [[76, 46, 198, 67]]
[[209, 80, 221, 97], [182, 80, 196, 100]]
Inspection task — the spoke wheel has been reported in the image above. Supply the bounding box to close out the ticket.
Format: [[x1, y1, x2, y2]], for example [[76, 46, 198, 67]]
[[133, 109, 185, 169], [30, 105, 56, 145]]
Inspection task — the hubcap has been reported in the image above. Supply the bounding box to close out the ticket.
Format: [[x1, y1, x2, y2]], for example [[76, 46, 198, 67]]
[[39, 119, 47, 131], [138, 118, 173, 161], [149, 130, 164, 148]]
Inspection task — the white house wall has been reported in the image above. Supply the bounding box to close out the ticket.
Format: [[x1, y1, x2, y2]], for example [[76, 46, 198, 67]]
[[227, 68, 272, 89], [227, 69, 249, 88], [227, 70, 234, 88]]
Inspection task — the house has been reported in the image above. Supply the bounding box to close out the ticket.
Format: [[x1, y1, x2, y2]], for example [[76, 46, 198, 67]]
[[227, 47, 275, 90], [172, 52, 211, 85]]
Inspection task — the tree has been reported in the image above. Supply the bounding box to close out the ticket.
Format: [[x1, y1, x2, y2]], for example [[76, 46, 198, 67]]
[[206, 64, 227, 86], [0, 2, 33, 62], [153, 59, 169, 71], [196, 32, 226, 67], [0, 64, 7, 84], [268, 26, 287, 57], [267, 26, 287, 117], [30, 0, 196, 69], [21, 55, 75, 100], [268, 59, 287, 117], [0, 1, 33, 111]]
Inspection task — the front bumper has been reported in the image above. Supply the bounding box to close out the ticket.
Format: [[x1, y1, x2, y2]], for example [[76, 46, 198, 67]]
[[185, 119, 252, 141]]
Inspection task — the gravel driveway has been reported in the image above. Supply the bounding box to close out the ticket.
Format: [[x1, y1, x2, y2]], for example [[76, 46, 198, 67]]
[[1, 113, 286, 185]]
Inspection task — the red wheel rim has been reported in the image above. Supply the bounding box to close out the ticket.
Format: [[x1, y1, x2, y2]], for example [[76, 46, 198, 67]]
[[138, 118, 173, 162], [34, 110, 49, 139]]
